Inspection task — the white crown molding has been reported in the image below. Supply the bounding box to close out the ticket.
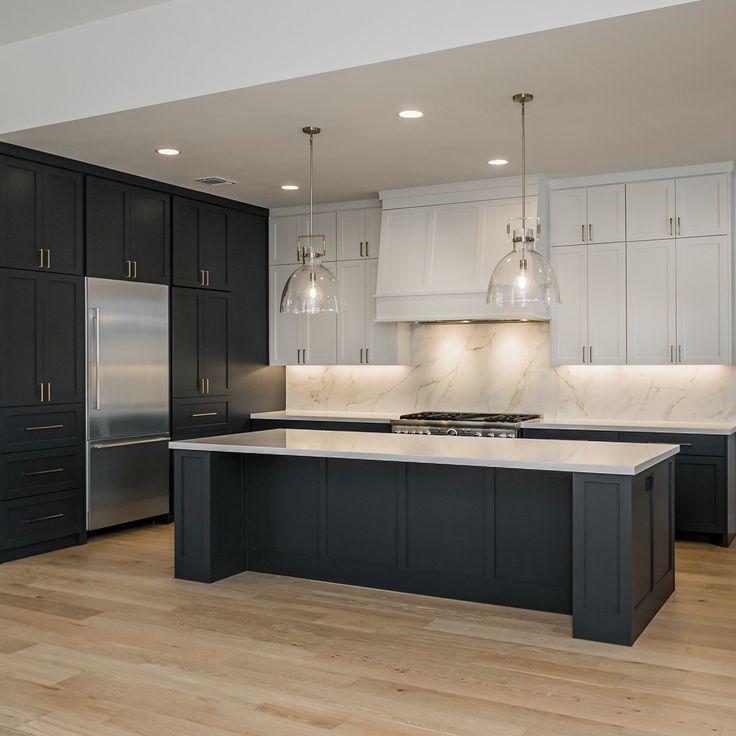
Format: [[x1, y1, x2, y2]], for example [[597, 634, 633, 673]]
[[270, 198, 380, 217]]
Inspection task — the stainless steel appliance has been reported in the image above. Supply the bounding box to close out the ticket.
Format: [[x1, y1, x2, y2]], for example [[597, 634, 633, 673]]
[[390, 412, 541, 438], [86, 278, 170, 530]]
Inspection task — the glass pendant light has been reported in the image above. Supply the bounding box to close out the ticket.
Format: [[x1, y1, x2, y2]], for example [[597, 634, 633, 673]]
[[280, 126, 343, 314], [487, 94, 560, 307]]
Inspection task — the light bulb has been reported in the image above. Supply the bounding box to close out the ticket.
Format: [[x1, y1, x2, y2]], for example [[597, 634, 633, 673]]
[[308, 286, 317, 299], [516, 273, 528, 290]]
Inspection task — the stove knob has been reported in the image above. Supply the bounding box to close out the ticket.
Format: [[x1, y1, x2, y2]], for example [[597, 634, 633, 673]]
[[446, 428, 458, 435]]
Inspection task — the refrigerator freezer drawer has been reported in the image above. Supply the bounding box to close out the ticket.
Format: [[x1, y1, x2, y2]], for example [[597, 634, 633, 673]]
[[87, 436, 170, 531]]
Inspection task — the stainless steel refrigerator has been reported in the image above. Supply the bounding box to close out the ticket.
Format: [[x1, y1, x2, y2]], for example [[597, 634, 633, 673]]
[[86, 278, 170, 531]]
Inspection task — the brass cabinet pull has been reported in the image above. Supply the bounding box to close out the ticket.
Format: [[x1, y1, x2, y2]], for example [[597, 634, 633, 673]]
[[22, 467, 65, 477], [23, 513, 64, 524], [206, 270, 210, 287], [46, 382, 51, 403], [205, 378, 210, 394], [132, 261, 137, 279], [46, 249, 51, 269], [39, 382, 45, 402], [126, 260, 132, 278], [199, 269, 206, 286], [191, 412, 218, 418], [680, 443, 693, 447], [24, 424, 64, 432], [360, 242, 363, 257], [38, 249, 45, 268], [199, 377, 204, 394]]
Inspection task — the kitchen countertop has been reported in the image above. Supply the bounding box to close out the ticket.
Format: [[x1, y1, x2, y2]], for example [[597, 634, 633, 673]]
[[250, 410, 400, 424], [170, 429, 679, 475], [521, 418, 736, 435]]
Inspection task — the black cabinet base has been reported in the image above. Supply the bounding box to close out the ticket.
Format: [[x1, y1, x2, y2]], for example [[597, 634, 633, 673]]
[[0, 531, 86, 564], [174, 451, 675, 645]]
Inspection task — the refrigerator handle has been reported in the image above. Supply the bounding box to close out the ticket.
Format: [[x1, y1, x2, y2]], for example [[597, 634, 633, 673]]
[[92, 307, 101, 410]]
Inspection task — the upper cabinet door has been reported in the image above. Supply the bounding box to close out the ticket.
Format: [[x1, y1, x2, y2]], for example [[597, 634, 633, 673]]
[[172, 197, 200, 288], [301, 212, 336, 262], [336, 209, 366, 260], [86, 177, 130, 280], [626, 179, 675, 241], [199, 205, 230, 290], [626, 240, 677, 364], [0, 269, 43, 407], [586, 184, 625, 244], [587, 243, 626, 364], [201, 291, 230, 395], [675, 236, 730, 365], [675, 174, 729, 238], [42, 273, 84, 404], [549, 188, 587, 246], [336, 260, 367, 364], [364, 208, 382, 259], [42, 167, 83, 275], [129, 188, 170, 284], [171, 288, 203, 398], [270, 215, 302, 265], [269, 264, 300, 366], [302, 310, 337, 365], [549, 245, 588, 365], [376, 208, 431, 295], [365, 259, 402, 365], [0, 157, 42, 272]]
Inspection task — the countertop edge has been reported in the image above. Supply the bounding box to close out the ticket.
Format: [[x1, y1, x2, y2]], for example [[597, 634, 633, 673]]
[[521, 420, 736, 435]]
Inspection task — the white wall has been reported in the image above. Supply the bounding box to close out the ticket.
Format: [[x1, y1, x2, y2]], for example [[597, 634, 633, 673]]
[[286, 322, 736, 421], [0, 0, 693, 134]]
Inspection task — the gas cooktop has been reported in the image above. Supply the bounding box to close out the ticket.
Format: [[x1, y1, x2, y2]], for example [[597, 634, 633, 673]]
[[391, 411, 542, 438]]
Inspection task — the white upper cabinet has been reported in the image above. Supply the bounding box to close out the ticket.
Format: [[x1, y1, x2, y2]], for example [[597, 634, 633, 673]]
[[365, 208, 382, 259], [549, 188, 587, 246], [626, 179, 676, 241], [587, 242, 627, 364], [549, 242, 626, 365], [336, 207, 382, 260], [377, 208, 432, 295], [626, 240, 677, 364], [550, 245, 588, 365], [270, 211, 337, 265], [549, 185, 624, 246], [676, 236, 730, 364], [366, 259, 407, 364], [675, 175, 729, 238], [586, 185, 626, 244], [336, 259, 367, 364], [302, 310, 337, 365]]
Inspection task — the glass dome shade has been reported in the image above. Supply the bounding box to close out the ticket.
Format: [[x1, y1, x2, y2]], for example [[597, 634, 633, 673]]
[[280, 261, 343, 314], [486, 243, 561, 307]]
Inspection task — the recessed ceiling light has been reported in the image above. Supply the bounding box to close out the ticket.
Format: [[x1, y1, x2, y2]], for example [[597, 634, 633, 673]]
[[398, 110, 423, 119], [488, 158, 509, 166], [280, 184, 299, 191], [156, 147, 180, 156]]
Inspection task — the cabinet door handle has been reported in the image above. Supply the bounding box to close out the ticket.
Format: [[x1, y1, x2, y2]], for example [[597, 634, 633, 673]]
[[589, 345, 593, 364], [191, 412, 218, 418], [205, 378, 210, 394], [669, 217, 673, 236], [206, 270, 210, 287], [46, 249, 51, 269], [677, 217, 681, 236], [199, 377, 204, 394], [582, 346, 586, 363], [360, 348, 364, 364], [365, 347, 369, 364], [679, 443, 693, 448], [365, 241, 370, 257], [39, 382, 45, 402], [46, 382, 51, 403], [581, 224, 586, 242], [670, 345, 674, 363], [132, 261, 137, 279], [23, 467, 65, 477], [24, 423, 64, 432], [588, 224, 592, 242], [23, 513, 64, 524], [199, 269, 206, 286], [360, 242, 363, 257], [678, 345, 682, 363], [38, 249, 45, 268], [126, 260, 132, 278]]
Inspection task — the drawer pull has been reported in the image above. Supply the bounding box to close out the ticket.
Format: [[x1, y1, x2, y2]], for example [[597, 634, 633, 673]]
[[23, 512, 64, 524], [191, 412, 218, 418], [24, 424, 64, 432], [22, 467, 65, 477], [679, 443, 693, 448]]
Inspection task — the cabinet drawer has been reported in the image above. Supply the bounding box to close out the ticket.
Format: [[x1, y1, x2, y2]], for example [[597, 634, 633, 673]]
[[172, 399, 230, 438], [1, 489, 84, 550], [0, 404, 84, 453], [522, 428, 619, 442], [250, 419, 321, 431], [621, 432, 724, 457], [321, 421, 391, 433], [0, 446, 84, 500]]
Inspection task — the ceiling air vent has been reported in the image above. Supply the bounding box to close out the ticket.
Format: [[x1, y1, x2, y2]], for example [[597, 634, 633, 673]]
[[195, 176, 237, 186]]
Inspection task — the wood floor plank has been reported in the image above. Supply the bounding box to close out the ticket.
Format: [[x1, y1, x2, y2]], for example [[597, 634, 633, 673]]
[[0, 526, 733, 736]]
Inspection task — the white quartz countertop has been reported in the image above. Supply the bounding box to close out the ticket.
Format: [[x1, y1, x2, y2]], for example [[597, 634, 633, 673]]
[[521, 418, 736, 435], [250, 410, 399, 424], [170, 429, 679, 476]]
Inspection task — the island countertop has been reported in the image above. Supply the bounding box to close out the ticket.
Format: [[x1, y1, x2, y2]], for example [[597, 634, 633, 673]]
[[170, 429, 679, 476]]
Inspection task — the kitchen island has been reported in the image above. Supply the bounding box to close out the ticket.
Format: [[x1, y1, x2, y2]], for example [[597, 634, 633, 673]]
[[170, 429, 679, 645]]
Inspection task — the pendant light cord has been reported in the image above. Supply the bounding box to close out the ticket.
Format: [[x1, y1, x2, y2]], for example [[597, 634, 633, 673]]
[[309, 132, 314, 237], [521, 98, 526, 222]]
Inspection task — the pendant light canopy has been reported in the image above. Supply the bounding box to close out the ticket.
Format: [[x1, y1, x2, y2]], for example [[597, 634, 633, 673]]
[[280, 127, 343, 315], [487, 94, 560, 307]]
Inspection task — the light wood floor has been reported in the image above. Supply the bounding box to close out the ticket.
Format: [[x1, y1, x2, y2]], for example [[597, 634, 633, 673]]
[[0, 527, 734, 736]]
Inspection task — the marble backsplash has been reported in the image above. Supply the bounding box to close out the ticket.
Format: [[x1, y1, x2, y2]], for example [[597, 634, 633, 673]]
[[286, 322, 736, 421]]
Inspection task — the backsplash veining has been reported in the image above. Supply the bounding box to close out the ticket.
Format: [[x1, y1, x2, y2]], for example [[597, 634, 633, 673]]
[[286, 322, 736, 421]]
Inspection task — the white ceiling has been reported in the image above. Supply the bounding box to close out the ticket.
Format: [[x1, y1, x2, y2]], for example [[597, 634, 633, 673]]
[[0, 0, 170, 46], [2, 0, 733, 209]]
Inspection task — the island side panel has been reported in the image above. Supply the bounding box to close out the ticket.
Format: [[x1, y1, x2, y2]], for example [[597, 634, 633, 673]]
[[572, 458, 674, 645], [174, 450, 248, 582]]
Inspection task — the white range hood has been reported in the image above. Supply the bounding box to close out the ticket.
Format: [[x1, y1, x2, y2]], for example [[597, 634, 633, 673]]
[[375, 175, 550, 323]]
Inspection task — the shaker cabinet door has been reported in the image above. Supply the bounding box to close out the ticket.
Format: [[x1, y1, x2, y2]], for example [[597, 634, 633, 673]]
[[199, 205, 230, 290], [42, 167, 83, 275], [171, 288, 203, 398], [587, 242, 626, 365], [549, 188, 587, 246], [336, 260, 366, 364], [86, 177, 130, 280], [549, 245, 588, 365], [201, 292, 230, 396], [129, 187, 170, 284], [0, 157, 42, 271], [626, 179, 675, 241], [675, 174, 729, 238], [586, 184, 625, 244]]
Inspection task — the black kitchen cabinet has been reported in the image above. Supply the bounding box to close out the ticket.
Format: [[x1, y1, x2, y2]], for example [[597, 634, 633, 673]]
[[250, 418, 390, 433], [522, 428, 619, 442], [0, 269, 84, 407], [171, 287, 230, 399], [0, 156, 83, 275], [86, 176, 170, 284], [172, 197, 230, 290]]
